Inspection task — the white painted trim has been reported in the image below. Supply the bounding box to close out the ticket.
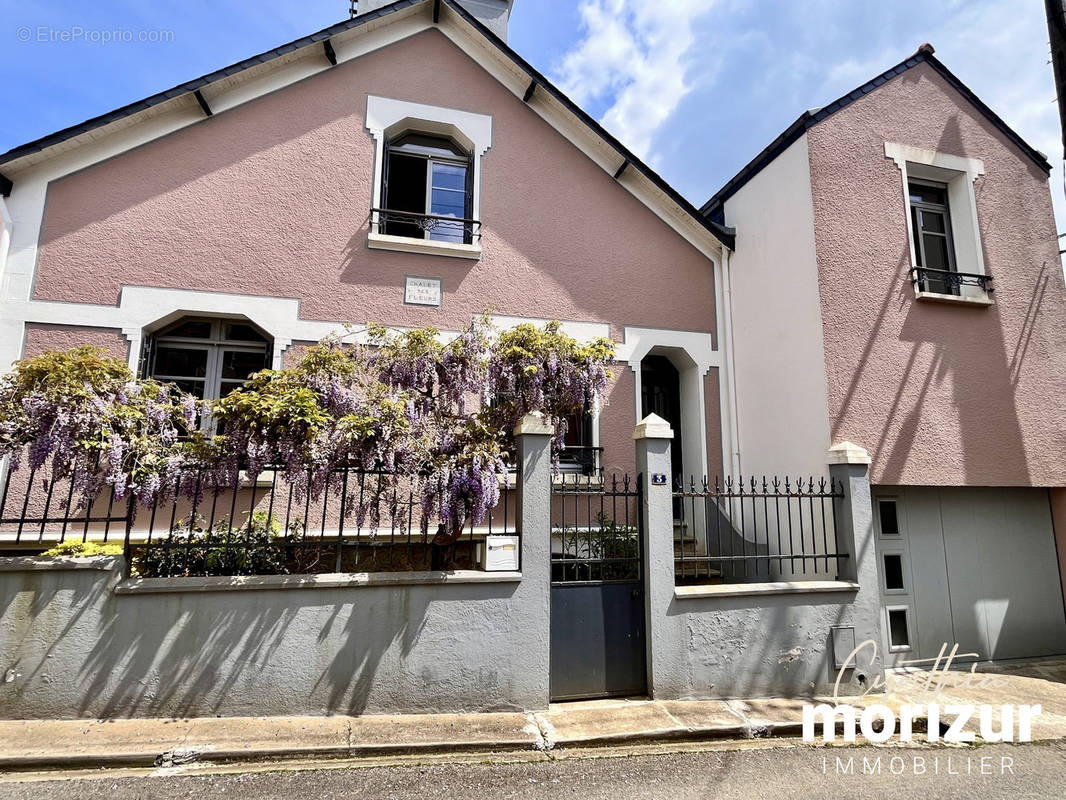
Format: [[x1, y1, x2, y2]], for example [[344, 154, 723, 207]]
[[620, 326, 720, 482], [114, 569, 522, 594], [488, 315, 610, 343], [674, 580, 860, 599], [367, 232, 482, 260], [914, 290, 993, 307], [884, 141, 990, 302], [717, 247, 741, 478]]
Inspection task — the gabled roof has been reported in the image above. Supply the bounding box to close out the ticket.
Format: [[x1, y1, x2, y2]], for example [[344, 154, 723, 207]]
[[0, 0, 734, 249], [700, 44, 1052, 221]]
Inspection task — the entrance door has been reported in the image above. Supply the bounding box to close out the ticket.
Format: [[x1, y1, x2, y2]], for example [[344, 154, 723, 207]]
[[549, 476, 646, 701], [641, 356, 683, 482]]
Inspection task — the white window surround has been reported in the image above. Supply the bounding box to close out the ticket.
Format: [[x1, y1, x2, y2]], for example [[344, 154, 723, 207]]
[[618, 326, 725, 489], [365, 95, 492, 260], [884, 142, 991, 306]]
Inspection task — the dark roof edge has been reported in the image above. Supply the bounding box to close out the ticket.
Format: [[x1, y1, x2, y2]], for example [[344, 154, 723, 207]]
[[438, 0, 735, 249], [700, 47, 1052, 218], [0, 0, 423, 167]]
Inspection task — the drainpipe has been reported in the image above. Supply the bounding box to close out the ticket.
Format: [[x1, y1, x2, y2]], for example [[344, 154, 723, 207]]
[[718, 246, 742, 478], [0, 197, 10, 490], [0, 196, 11, 298]]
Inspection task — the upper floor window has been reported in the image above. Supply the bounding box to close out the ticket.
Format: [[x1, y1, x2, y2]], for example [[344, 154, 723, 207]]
[[145, 317, 271, 431], [908, 180, 957, 294], [884, 142, 992, 304], [365, 95, 492, 260], [382, 133, 474, 245]]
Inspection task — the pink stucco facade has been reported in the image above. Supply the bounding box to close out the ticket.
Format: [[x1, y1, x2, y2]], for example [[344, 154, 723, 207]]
[[27, 29, 721, 473], [22, 324, 129, 362], [32, 30, 717, 341], [808, 62, 1066, 487]]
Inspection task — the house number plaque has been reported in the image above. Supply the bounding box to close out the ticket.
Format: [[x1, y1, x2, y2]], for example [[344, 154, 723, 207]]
[[404, 276, 442, 307]]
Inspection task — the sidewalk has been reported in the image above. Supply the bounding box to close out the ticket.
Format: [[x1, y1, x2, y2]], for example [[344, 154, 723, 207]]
[[3, 660, 1066, 772]]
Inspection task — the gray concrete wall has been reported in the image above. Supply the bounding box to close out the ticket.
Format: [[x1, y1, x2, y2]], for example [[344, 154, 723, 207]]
[[0, 419, 884, 719], [0, 424, 555, 720], [639, 420, 884, 699]]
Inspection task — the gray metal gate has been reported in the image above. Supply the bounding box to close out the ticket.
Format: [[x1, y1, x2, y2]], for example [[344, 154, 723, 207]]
[[550, 473, 646, 701]]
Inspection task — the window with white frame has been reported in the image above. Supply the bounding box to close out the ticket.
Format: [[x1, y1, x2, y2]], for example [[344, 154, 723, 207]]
[[144, 317, 271, 431], [884, 142, 991, 301], [365, 95, 492, 258], [381, 132, 474, 244]]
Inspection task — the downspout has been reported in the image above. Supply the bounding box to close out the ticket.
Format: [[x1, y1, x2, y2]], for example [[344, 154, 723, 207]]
[[0, 196, 11, 489], [719, 246, 742, 477]]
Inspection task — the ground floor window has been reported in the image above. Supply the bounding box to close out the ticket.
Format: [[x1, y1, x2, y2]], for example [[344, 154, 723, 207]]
[[144, 317, 271, 431]]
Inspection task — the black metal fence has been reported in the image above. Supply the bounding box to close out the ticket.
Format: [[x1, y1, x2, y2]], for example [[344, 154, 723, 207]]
[[551, 473, 642, 584], [673, 476, 846, 585], [0, 458, 518, 579]]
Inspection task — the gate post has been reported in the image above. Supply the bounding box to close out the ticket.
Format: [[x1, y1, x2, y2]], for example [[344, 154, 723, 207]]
[[827, 441, 885, 688], [634, 413, 675, 699], [515, 412, 555, 709]]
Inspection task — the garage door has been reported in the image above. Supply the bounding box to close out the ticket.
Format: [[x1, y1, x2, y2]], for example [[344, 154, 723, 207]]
[[873, 487, 1066, 667]]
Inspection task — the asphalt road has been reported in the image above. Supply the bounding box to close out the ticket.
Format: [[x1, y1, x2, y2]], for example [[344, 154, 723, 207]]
[[2, 741, 1066, 800]]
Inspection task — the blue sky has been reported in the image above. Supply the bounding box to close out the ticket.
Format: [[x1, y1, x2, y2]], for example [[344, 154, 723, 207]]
[[1, 0, 1061, 226]]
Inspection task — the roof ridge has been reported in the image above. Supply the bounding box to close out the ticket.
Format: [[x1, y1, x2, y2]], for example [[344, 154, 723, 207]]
[[700, 45, 1051, 218]]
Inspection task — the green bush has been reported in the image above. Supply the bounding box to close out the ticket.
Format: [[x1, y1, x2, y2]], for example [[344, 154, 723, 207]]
[[134, 511, 288, 578], [41, 541, 124, 558]]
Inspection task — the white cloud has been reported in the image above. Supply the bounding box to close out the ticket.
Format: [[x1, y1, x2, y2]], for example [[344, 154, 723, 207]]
[[553, 0, 715, 159]]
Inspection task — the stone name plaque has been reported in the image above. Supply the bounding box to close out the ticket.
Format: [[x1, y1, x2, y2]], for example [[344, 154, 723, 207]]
[[404, 276, 442, 307]]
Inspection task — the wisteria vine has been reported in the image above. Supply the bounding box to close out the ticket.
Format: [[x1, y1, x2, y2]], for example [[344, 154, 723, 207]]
[[0, 319, 616, 542]]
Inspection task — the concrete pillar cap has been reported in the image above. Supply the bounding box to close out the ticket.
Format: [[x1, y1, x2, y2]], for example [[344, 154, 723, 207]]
[[513, 411, 555, 436], [633, 413, 674, 440], [827, 441, 871, 465]]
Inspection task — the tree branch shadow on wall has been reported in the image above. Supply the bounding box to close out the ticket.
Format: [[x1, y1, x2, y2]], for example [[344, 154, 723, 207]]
[[64, 580, 519, 719]]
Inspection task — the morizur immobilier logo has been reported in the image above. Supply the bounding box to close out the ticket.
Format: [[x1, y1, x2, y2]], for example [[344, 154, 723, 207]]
[[802, 641, 1042, 744]]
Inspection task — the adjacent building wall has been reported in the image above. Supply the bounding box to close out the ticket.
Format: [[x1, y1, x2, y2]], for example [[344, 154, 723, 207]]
[[720, 134, 833, 481], [807, 62, 1066, 487]]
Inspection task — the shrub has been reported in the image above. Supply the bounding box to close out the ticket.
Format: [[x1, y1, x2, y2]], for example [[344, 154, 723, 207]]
[[41, 541, 124, 558], [134, 511, 288, 578]]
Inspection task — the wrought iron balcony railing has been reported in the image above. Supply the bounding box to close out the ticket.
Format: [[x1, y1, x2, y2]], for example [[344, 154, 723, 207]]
[[911, 266, 993, 295], [370, 208, 482, 245]]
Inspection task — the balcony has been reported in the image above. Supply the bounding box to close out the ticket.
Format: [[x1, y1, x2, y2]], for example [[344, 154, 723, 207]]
[[368, 208, 483, 260], [910, 267, 993, 306]]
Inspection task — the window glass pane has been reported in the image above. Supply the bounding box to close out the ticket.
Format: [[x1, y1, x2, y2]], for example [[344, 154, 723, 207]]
[[888, 609, 910, 648], [922, 233, 951, 270], [909, 183, 947, 205], [918, 209, 946, 234], [221, 349, 267, 380], [153, 346, 208, 378], [168, 378, 206, 399], [431, 162, 467, 192], [225, 323, 266, 343], [431, 189, 466, 217], [163, 320, 212, 339], [884, 554, 905, 591], [878, 500, 899, 535], [218, 380, 246, 398]]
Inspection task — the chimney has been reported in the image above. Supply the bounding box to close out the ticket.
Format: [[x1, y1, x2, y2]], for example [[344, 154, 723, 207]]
[[356, 1, 514, 42]]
